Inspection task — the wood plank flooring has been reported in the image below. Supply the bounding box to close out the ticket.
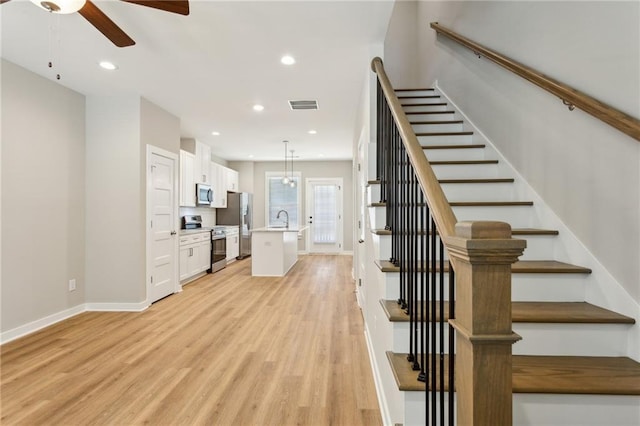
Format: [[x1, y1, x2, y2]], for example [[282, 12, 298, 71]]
[[0, 255, 381, 426]]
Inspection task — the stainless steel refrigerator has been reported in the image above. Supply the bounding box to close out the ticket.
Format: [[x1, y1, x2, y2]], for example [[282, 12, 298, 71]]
[[216, 192, 252, 259]]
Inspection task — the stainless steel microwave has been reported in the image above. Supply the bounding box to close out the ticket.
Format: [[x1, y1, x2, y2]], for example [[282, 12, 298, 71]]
[[196, 183, 213, 205]]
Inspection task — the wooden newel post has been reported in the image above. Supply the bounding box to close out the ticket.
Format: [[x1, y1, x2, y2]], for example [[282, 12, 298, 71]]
[[444, 221, 526, 426]]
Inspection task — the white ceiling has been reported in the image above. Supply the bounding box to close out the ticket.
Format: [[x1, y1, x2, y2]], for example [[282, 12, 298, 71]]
[[1, 0, 394, 161]]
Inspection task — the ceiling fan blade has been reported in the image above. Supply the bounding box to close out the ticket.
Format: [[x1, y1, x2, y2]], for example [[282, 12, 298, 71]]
[[78, 0, 135, 47], [120, 0, 189, 16], [0, 0, 13, 4]]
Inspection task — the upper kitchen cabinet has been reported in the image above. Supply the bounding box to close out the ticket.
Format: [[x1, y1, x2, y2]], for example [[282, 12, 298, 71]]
[[210, 161, 227, 208], [195, 141, 212, 184], [179, 150, 196, 207], [226, 168, 239, 193]]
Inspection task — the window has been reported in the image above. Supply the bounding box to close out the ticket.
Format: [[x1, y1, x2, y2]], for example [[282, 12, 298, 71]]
[[266, 172, 301, 228]]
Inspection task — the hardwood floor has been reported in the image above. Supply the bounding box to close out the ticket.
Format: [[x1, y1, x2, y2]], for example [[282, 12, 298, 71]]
[[1, 255, 382, 426]]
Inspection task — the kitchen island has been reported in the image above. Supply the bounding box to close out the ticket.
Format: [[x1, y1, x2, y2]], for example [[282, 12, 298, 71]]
[[251, 226, 308, 277]]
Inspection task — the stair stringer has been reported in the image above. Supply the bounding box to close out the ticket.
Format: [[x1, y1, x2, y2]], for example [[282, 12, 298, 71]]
[[435, 82, 640, 361]]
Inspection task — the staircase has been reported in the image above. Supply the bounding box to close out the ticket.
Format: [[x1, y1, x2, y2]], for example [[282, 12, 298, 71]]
[[365, 87, 640, 425]]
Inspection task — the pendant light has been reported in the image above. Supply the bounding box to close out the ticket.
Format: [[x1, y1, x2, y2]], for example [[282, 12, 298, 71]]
[[281, 140, 290, 184], [289, 149, 296, 188]]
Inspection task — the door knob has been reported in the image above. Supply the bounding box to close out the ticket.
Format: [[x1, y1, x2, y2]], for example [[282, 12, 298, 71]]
[[170, 231, 177, 235]]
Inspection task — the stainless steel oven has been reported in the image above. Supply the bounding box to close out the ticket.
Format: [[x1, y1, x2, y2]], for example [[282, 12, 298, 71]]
[[211, 228, 227, 273]]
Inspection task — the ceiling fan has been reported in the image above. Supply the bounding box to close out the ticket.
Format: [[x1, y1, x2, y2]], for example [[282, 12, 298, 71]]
[[0, 0, 189, 47]]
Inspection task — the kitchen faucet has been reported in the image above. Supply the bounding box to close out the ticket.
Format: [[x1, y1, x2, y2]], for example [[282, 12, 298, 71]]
[[276, 210, 289, 228]]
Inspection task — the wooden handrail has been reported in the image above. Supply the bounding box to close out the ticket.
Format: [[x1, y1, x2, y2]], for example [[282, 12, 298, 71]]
[[431, 22, 640, 142], [370, 57, 458, 241]]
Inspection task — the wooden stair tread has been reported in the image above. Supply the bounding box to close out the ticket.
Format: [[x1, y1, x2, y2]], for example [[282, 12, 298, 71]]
[[367, 179, 381, 185], [380, 300, 635, 324], [369, 226, 557, 236], [395, 88, 435, 92], [407, 110, 454, 115], [422, 144, 485, 150], [450, 201, 534, 206], [397, 95, 441, 99], [412, 120, 464, 125], [439, 178, 515, 184], [375, 259, 592, 274], [416, 131, 473, 136], [430, 159, 498, 165], [387, 352, 640, 394], [369, 200, 533, 207], [401, 102, 448, 107]]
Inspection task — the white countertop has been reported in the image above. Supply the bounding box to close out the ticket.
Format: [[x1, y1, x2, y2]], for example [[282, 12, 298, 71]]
[[252, 226, 309, 233]]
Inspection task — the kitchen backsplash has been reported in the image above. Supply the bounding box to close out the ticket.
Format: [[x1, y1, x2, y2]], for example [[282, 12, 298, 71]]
[[180, 206, 216, 227]]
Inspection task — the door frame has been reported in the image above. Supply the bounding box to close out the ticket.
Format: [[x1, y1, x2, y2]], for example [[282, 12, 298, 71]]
[[305, 177, 343, 254], [146, 144, 180, 305]]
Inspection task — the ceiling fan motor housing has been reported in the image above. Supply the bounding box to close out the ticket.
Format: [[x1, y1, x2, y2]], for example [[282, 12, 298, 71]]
[[31, 0, 86, 14]]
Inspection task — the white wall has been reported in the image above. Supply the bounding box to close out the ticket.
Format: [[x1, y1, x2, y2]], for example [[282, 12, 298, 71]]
[[383, 0, 419, 89], [1, 59, 86, 331], [85, 96, 145, 303], [384, 1, 640, 303]]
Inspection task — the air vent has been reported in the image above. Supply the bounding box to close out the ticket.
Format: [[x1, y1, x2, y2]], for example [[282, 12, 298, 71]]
[[288, 100, 318, 110]]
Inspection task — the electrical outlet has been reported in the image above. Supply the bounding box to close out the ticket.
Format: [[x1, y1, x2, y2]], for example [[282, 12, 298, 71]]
[[68, 279, 76, 292]]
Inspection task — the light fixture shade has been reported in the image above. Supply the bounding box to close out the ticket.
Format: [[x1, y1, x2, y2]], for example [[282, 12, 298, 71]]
[[31, 0, 86, 13], [282, 176, 290, 184]]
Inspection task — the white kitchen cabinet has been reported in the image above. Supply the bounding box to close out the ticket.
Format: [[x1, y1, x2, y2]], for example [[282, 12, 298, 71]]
[[225, 227, 240, 262], [179, 232, 211, 283], [210, 161, 227, 208], [195, 141, 212, 184], [179, 150, 196, 207], [226, 168, 239, 192]]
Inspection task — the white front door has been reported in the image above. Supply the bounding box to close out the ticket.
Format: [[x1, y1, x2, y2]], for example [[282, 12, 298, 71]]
[[147, 146, 179, 304], [305, 178, 343, 253]]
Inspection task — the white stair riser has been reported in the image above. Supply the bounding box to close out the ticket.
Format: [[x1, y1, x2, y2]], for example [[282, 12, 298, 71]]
[[412, 122, 464, 133], [367, 184, 381, 205], [441, 181, 515, 200], [452, 205, 536, 228], [404, 392, 454, 426], [418, 134, 473, 145], [369, 205, 387, 229], [403, 104, 448, 113], [512, 274, 586, 301], [392, 322, 452, 354], [513, 323, 631, 356], [399, 97, 443, 105], [373, 233, 391, 261], [407, 112, 457, 122], [390, 321, 629, 357], [402, 393, 640, 426], [395, 90, 435, 97], [382, 271, 587, 302], [431, 163, 500, 179], [424, 148, 486, 161], [513, 394, 640, 426]]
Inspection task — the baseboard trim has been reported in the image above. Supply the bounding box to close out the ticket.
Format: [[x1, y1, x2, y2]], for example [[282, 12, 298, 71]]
[[364, 323, 393, 426], [1, 301, 150, 345], [85, 302, 149, 312], [0, 304, 86, 345]]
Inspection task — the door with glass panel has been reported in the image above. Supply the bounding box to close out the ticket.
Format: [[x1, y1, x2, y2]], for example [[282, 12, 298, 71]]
[[305, 178, 343, 253]]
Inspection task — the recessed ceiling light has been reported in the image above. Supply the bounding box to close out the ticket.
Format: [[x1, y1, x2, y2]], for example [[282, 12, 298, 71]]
[[248, 154, 254, 158], [318, 153, 325, 157], [308, 130, 317, 135], [99, 61, 118, 70], [253, 104, 264, 112], [211, 131, 220, 136], [281, 55, 296, 65]]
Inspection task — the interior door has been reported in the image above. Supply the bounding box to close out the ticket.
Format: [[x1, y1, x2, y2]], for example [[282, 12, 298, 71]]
[[305, 178, 343, 253], [148, 147, 178, 303]]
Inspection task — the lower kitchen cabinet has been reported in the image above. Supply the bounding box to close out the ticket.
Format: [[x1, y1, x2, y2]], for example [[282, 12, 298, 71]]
[[225, 226, 240, 262], [179, 232, 211, 283]]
